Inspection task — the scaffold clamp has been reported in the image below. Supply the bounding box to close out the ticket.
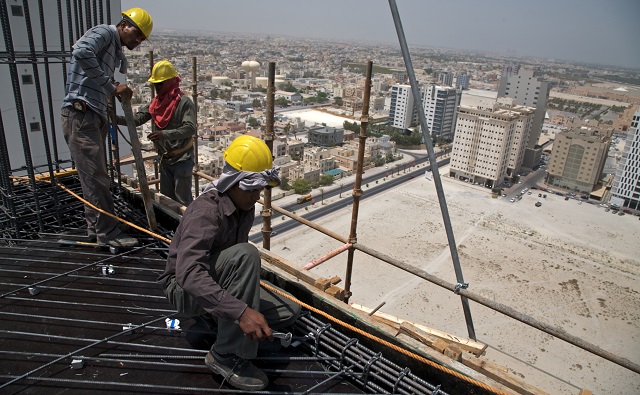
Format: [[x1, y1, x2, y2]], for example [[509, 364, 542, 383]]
[[454, 282, 469, 294]]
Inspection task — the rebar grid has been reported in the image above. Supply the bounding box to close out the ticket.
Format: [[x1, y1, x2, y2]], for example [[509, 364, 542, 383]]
[[0, 175, 175, 243], [292, 314, 448, 395], [0, 238, 448, 394]]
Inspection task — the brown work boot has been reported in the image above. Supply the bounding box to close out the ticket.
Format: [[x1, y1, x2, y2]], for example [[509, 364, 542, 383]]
[[205, 350, 268, 391]]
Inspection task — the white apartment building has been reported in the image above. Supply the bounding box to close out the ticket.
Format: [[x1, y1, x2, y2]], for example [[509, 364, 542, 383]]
[[421, 86, 461, 143], [455, 73, 470, 90], [388, 85, 415, 129], [449, 98, 534, 187], [437, 71, 454, 86], [498, 67, 549, 150], [388, 84, 461, 143], [611, 108, 640, 211]]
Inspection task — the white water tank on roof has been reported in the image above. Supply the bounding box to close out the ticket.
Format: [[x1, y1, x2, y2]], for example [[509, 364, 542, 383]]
[[241, 61, 260, 89]]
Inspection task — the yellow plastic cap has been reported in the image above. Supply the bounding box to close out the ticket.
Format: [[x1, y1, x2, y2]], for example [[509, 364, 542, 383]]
[[148, 60, 178, 83], [224, 136, 273, 173], [122, 8, 153, 39]]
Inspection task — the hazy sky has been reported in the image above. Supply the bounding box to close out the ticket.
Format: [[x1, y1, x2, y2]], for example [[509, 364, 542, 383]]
[[122, 0, 640, 69]]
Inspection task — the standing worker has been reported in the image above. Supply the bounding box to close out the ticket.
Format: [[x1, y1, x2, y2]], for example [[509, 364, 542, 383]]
[[117, 60, 196, 206], [158, 136, 300, 391], [61, 8, 153, 247]]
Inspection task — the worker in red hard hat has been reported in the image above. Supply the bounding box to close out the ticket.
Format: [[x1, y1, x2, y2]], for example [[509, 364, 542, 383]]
[[158, 135, 299, 391], [117, 60, 196, 206], [61, 7, 153, 248]]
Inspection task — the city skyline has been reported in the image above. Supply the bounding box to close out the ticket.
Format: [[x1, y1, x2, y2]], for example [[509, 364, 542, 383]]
[[122, 0, 640, 70]]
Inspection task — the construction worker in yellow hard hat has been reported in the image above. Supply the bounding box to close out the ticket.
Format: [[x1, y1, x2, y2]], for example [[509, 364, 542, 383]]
[[116, 60, 196, 206], [61, 7, 153, 248], [120, 8, 153, 48], [158, 135, 294, 391]]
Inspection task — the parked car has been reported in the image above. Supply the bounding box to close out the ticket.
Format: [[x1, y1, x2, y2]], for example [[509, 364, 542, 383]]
[[535, 202, 542, 207], [509, 198, 515, 203]]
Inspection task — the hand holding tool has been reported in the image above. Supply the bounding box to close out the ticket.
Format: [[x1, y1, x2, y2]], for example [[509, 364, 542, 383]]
[[271, 331, 292, 347]]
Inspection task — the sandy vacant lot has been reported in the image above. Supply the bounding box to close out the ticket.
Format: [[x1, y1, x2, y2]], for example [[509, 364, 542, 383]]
[[263, 165, 640, 395]]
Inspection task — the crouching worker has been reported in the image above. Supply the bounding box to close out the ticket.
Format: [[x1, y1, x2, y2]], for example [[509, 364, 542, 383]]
[[158, 135, 300, 391]]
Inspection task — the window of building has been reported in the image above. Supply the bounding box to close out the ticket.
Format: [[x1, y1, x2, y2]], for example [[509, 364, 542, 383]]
[[30, 122, 41, 132], [22, 74, 34, 85], [11, 5, 23, 16]]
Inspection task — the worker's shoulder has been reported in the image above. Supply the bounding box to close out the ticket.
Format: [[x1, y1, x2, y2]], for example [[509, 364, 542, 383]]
[[180, 95, 196, 106]]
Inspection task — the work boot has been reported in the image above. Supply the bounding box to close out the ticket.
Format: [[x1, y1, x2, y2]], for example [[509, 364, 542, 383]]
[[87, 229, 97, 242], [100, 234, 139, 248], [205, 350, 268, 391]]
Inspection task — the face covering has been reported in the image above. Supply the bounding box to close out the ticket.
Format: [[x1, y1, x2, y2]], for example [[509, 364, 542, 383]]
[[149, 76, 182, 129], [206, 164, 281, 194]]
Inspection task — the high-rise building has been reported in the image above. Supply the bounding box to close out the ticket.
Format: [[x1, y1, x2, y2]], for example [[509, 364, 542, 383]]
[[449, 97, 534, 187], [501, 62, 520, 80], [421, 85, 461, 143], [455, 73, 470, 90], [388, 84, 415, 130], [546, 128, 611, 194], [437, 71, 454, 86], [611, 109, 640, 211], [498, 67, 549, 161], [1, 2, 124, 171]]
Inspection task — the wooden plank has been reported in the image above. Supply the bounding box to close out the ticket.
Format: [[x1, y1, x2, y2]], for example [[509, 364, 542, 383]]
[[399, 321, 449, 353], [34, 168, 77, 181], [351, 303, 487, 356], [461, 354, 550, 395], [119, 150, 158, 166], [121, 97, 157, 230], [258, 248, 318, 286]]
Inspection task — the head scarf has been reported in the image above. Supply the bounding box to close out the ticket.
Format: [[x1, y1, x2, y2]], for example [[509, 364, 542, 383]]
[[149, 76, 182, 129], [205, 164, 281, 194]]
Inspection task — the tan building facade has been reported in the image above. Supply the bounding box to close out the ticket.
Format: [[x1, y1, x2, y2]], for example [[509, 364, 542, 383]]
[[449, 98, 534, 187], [546, 128, 611, 193]]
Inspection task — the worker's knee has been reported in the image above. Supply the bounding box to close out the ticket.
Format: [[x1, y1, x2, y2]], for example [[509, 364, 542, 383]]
[[217, 243, 261, 274]]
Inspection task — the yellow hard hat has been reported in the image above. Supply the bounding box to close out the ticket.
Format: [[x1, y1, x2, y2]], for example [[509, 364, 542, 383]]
[[224, 136, 273, 173], [148, 60, 178, 83], [121, 8, 153, 39]]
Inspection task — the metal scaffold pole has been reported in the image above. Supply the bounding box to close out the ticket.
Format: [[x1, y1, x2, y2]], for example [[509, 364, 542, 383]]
[[388, 0, 476, 340], [192, 56, 200, 198], [261, 62, 276, 251], [344, 60, 373, 303]]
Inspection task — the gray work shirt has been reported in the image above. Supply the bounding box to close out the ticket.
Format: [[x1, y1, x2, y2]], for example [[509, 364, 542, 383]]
[[62, 24, 126, 117], [158, 189, 254, 321]]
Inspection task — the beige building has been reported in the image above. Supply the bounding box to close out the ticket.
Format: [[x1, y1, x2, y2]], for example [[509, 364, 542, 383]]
[[303, 148, 337, 174], [546, 128, 612, 193], [449, 97, 534, 187], [288, 165, 321, 185]]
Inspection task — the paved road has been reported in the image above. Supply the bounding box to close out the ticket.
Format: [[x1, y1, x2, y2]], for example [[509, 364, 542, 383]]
[[249, 156, 450, 243]]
